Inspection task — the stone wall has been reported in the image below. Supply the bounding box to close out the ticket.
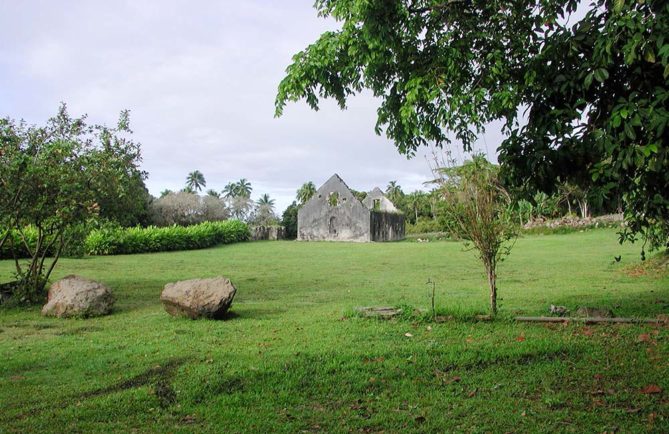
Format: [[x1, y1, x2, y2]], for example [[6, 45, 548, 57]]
[[370, 211, 405, 241], [362, 187, 400, 213], [297, 173, 406, 242], [251, 226, 286, 241], [298, 174, 371, 242]]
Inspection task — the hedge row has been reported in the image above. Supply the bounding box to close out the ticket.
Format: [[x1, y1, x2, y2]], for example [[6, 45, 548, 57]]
[[84, 220, 250, 255]]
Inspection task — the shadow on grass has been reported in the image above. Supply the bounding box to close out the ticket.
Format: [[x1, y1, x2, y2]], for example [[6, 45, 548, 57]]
[[163, 307, 288, 323], [1, 343, 586, 431], [184, 344, 581, 405], [79, 358, 187, 399], [1, 357, 190, 423]]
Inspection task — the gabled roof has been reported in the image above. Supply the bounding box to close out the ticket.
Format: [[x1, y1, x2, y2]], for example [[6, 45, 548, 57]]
[[362, 187, 400, 212]]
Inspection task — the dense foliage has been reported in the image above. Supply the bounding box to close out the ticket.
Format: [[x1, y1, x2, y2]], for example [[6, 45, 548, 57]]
[[0, 104, 146, 302], [84, 220, 249, 256], [281, 201, 299, 239], [276, 0, 669, 251]]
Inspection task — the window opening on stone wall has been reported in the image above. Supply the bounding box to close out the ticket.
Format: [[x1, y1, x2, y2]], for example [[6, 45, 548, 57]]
[[373, 199, 381, 210], [329, 216, 337, 235], [328, 192, 339, 207]]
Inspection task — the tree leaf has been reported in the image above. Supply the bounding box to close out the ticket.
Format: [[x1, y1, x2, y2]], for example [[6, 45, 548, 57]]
[[645, 49, 656, 63], [594, 68, 609, 83], [584, 72, 594, 89], [640, 384, 662, 394]]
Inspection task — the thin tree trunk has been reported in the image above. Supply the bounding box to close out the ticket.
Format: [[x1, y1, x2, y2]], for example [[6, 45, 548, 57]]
[[486, 260, 497, 315], [29, 229, 45, 297], [10, 235, 22, 275], [0, 230, 9, 254], [38, 229, 63, 293], [44, 234, 65, 287]]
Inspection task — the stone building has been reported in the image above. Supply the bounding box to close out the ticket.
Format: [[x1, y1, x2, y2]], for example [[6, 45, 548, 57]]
[[297, 174, 405, 242]]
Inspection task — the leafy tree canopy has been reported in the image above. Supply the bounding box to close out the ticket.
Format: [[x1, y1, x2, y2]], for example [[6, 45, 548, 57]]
[[281, 201, 299, 239], [0, 104, 146, 302], [276, 0, 669, 250]]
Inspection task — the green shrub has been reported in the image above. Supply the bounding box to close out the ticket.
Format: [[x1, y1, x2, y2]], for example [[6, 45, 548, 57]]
[[85, 220, 250, 255], [0, 227, 38, 260], [1, 224, 91, 260], [406, 217, 444, 234]]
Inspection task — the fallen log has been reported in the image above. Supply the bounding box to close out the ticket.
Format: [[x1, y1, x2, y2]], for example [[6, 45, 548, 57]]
[[515, 316, 666, 325]]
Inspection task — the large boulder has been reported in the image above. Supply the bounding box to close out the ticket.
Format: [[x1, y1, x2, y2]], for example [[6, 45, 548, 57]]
[[160, 277, 236, 319], [42, 275, 115, 318]]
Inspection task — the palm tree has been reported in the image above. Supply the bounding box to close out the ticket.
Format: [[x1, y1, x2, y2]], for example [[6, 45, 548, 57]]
[[206, 189, 220, 198], [236, 178, 252, 198], [296, 181, 317, 205], [406, 191, 426, 223], [254, 193, 277, 225], [222, 182, 237, 198], [159, 189, 173, 198], [385, 180, 403, 203], [186, 170, 206, 192], [256, 193, 275, 209]]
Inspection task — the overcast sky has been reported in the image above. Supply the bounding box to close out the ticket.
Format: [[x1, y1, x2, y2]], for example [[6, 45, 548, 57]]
[[0, 0, 500, 213]]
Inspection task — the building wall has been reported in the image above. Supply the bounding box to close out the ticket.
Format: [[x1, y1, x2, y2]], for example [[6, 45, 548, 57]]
[[370, 211, 405, 241], [298, 174, 371, 242], [362, 187, 400, 213]]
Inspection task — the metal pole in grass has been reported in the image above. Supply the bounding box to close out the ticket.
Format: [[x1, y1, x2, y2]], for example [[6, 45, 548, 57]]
[[426, 278, 436, 321]]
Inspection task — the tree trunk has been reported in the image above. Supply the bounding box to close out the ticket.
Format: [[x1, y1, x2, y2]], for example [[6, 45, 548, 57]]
[[486, 261, 497, 315], [0, 230, 9, 253]]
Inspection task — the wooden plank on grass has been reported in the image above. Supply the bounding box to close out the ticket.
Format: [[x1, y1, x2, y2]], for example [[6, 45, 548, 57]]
[[515, 316, 666, 324]]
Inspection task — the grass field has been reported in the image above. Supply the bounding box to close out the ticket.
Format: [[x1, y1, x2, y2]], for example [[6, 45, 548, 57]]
[[1, 229, 667, 433]]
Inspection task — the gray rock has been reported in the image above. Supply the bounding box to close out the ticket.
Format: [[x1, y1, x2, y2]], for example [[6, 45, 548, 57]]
[[41, 275, 114, 318], [549, 305, 569, 316], [575, 306, 615, 318], [355, 306, 403, 319], [160, 277, 236, 319]]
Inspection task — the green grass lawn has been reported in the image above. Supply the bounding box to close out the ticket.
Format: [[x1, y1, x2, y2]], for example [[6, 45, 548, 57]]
[[1, 229, 667, 433]]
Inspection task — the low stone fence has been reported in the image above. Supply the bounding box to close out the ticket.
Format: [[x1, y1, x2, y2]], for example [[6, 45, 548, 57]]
[[251, 225, 286, 241], [523, 214, 623, 230]]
